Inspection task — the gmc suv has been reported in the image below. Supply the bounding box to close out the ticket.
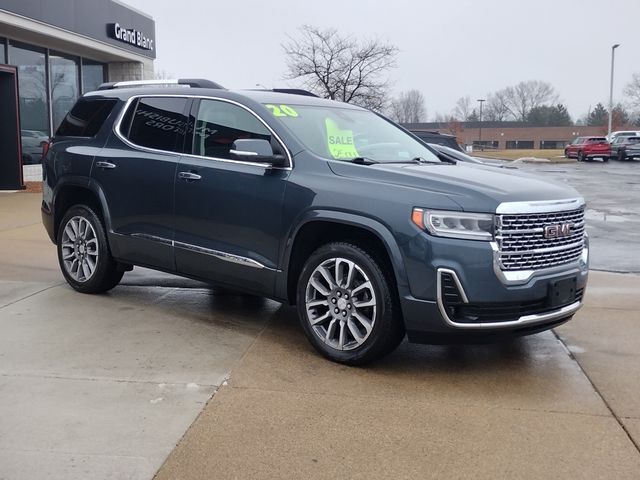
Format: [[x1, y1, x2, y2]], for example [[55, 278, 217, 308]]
[[42, 79, 589, 365]]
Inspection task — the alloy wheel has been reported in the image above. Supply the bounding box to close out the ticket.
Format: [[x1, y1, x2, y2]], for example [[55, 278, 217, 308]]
[[61, 216, 99, 282], [305, 257, 377, 351]]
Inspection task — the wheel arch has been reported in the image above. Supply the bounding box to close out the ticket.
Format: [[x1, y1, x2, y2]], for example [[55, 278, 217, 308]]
[[52, 179, 111, 243], [278, 211, 409, 306]]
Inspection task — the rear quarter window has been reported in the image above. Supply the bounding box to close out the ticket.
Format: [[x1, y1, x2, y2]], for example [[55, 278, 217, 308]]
[[56, 98, 118, 137]]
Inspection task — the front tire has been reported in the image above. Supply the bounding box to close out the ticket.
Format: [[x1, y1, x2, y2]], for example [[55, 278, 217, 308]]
[[618, 150, 626, 161], [57, 205, 124, 293], [296, 242, 405, 365]]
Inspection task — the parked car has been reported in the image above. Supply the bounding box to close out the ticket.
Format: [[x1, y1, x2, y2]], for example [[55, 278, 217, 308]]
[[611, 136, 640, 161], [21, 129, 49, 164], [42, 79, 589, 365], [608, 130, 640, 142], [408, 129, 463, 152], [564, 136, 610, 162]]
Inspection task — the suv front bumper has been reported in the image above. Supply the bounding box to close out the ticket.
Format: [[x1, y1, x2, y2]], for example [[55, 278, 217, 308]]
[[399, 232, 589, 344]]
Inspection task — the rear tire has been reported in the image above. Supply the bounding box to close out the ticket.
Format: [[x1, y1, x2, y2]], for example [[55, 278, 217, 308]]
[[57, 205, 124, 294], [618, 150, 626, 161], [296, 242, 405, 365], [577, 151, 585, 162]]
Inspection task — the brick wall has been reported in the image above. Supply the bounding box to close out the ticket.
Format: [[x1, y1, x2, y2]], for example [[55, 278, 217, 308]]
[[455, 126, 605, 149], [404, 123, 637, 149]]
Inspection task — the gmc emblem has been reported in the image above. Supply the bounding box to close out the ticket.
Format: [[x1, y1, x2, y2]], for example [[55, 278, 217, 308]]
[[544, 223, 572, 239]]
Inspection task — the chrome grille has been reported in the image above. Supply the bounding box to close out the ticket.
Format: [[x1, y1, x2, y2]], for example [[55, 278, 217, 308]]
[[496, 207, 585, 271]]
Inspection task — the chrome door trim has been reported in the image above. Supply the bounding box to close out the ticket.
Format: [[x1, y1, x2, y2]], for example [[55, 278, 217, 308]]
[[130, 233, 173, 246], [112, 94, 293, 170], [128, 234, 277, 271], [174, 241, 275, 270]]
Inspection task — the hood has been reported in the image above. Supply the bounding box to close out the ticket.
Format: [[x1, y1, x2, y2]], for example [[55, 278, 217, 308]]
[[328, 161, 581, 213]]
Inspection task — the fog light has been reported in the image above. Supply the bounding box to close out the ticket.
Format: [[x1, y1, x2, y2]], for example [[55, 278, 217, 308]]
[[581, 246, 589, 265]]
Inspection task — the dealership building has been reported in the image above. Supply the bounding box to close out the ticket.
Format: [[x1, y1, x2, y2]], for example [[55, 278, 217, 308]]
[[0, 0, 155, 173]]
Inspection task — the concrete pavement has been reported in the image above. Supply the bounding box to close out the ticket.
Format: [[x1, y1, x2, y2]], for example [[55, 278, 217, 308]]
[[0, 193, 277, 479], [154, 271, 640, 480], [1, 192, 640, 479]]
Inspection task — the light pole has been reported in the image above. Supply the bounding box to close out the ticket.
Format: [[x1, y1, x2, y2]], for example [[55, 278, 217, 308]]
[[477, 98, 485, 150], [608, 44, 620, 139]]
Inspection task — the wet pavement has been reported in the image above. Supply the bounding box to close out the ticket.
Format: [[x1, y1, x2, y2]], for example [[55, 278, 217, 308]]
[[1, 166, 639, 480], [517, 157, 640, 273]]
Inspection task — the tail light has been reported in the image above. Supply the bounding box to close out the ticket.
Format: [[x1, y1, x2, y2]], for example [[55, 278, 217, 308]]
[[41, 140, 52, 159]]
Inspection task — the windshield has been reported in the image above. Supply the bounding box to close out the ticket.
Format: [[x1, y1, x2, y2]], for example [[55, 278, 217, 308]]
[[262, 103, 441, 163]]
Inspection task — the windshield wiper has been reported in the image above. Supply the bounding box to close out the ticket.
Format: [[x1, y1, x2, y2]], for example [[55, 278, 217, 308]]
[[348, 157, 381, 165], [347, 156, 447, 166], [410, 156, 443, 165]]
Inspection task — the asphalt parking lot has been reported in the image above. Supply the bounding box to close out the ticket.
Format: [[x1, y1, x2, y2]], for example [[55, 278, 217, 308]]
[[517, 157, 640, 273], [1, 158, 639, 479]]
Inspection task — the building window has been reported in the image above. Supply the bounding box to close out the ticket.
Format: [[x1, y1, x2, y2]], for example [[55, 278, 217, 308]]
[[540, 140, 567, 149], [81, 59, 106, 93], [472, 140, 499, 149], [0, 37, 6, 64], [50, 51, 80, 131], [8, 41, 50, 163], [505, 140, 534, 149]]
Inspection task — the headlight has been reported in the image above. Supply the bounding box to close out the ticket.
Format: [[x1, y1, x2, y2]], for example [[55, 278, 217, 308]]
[[412, 208, 494, 241]]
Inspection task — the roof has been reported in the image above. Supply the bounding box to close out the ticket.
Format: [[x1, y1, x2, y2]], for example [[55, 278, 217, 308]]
[[86, 86, 364, 110]]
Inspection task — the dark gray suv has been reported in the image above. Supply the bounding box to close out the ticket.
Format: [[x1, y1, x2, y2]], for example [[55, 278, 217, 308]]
[[42, 79, 589, 365]]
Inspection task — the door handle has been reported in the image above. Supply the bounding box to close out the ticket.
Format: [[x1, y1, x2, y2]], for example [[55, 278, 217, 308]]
[[178, 171, 202, 181], [95, 161, 116, 169]]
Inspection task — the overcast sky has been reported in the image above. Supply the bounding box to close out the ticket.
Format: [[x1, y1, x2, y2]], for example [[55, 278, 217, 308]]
[[125, 0, 639, 121]]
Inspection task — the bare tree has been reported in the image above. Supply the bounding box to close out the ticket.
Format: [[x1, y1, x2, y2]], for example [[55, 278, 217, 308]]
[[624, 73, 640, 108], [484, 90, 512, 121], [503, 80, 558, 121], [282, 25, 398, 111], [388, 89, 426, 123], [432, 112, 449, 123], [153, 69, 173, 80], [452, 96, 472, 121]]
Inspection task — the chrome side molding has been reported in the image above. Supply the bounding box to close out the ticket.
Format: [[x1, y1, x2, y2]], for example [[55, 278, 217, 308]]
[[129, 233, 272, 270], [174, 241, 268, 269]]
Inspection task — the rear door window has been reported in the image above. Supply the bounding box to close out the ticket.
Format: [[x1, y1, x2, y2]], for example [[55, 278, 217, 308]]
[[124, 97, 189, 153], [56, 98, 118, 137]]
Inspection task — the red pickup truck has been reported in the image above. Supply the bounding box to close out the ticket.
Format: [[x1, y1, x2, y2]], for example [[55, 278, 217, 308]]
[[565, 136, 610, 162]]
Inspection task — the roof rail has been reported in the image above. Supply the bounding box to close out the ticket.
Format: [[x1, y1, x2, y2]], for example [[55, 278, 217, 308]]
[[271, 88, 318, 97], [97, 78, 224, 90]]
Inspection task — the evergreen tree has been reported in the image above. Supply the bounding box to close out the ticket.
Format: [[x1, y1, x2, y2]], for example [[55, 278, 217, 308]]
[[587, 103, 608, 126]]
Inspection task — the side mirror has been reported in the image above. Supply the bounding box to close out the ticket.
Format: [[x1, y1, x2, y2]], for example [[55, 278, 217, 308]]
[[229, 139, 285, 166]]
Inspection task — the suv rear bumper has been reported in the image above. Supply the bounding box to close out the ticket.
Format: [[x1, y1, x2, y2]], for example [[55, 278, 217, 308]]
[[42, 202, 55, 244]]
